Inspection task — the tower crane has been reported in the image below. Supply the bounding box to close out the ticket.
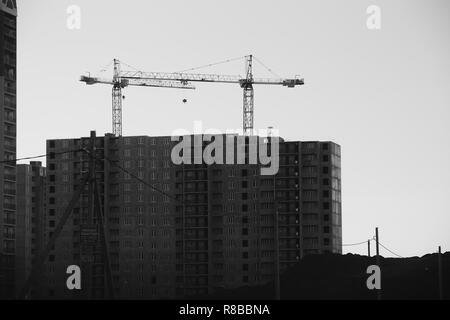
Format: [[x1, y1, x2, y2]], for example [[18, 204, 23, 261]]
[[80, 55, 304, 136], [80, 59, 195, 136]]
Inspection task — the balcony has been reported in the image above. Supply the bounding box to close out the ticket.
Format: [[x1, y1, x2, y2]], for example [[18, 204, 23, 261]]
[[3, 18, 16, 29], [3, 188, 16, 196], [3, 173, 15, 181], [3, 144, 16, 152], [3, 217, 15, 225]]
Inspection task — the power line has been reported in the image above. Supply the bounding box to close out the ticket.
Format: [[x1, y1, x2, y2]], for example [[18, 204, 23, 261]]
[[4, 149, 408, 260], [83, 149, 185, 205], [378, 241, 404, 258], [342, 239, 372, 247], [0, 149, 83, 164]]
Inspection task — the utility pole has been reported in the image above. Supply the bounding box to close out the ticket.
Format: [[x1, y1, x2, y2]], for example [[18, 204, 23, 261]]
[[19, 131, 114, 299], [375, 227, 381, 300], [273, 165, 280, 300], [274, 205, 280, 300], [438, 246, 443, 300]]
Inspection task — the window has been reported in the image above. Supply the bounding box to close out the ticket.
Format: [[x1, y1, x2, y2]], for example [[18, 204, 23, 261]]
[[303, 237, 319, 245], [302, 178, 317, 185], [303, 225, 319, 233]]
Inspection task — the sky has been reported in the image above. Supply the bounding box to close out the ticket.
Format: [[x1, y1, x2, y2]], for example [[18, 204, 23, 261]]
[[16, 0, 450, 257]]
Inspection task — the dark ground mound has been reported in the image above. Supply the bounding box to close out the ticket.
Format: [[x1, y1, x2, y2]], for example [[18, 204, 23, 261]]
[[197, 252, 450, 300]]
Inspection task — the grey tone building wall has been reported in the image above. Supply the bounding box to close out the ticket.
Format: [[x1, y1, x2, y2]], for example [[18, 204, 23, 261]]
[[173, 137, 342, 297], [0, 0, 17, 299], [37, 133, 341, 299], [15, 161, 46, 296]]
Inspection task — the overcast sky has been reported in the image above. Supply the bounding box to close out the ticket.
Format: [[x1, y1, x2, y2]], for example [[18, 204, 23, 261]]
[[17, 0, 450, 257]]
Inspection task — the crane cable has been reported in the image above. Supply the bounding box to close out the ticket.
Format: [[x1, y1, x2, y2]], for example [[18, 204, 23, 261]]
[[175, 55, 247, 73], [253, 55, 281, 78], [99, 60, 114, 73]]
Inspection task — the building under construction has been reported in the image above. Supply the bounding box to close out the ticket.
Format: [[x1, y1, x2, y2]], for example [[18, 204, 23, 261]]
[[0, 0, 17, 299], [27, 133, 341, 299]]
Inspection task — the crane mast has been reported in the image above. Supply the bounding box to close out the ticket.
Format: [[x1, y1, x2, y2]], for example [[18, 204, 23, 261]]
[[242, 55, 254, 135], [112, 59, 122, 136]]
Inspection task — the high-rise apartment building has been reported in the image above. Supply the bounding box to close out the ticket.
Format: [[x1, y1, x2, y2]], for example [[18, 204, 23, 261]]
[[36, 133, 341, 299], [0, 0, 17, 299], [16, 162, 46, 296]]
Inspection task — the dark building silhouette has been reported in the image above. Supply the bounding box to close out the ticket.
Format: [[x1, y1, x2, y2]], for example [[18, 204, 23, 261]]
[[0, 0, 17, 299], [36, 133, 341, 299], [15, 161, 46, 296]]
